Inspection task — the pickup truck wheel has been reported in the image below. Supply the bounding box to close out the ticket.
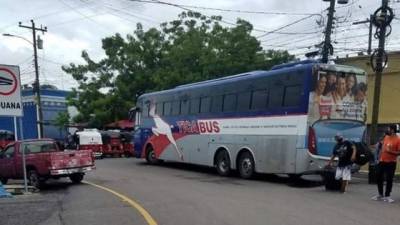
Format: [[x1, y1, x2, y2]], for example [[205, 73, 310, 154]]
[[70, 173, 84, 184], [0, 177, 8, 185], [28, 170, 44, 189]]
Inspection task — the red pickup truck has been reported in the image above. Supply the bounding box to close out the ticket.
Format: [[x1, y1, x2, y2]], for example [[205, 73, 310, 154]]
[[0, 139, 95, 189]]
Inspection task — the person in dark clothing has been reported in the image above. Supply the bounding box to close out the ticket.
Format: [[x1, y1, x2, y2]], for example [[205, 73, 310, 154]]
[[371, 125, 400, 203], [327, 133, 356, 193]]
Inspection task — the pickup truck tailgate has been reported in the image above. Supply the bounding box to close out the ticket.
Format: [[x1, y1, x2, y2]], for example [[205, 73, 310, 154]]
[[50, 150, 94, 170]]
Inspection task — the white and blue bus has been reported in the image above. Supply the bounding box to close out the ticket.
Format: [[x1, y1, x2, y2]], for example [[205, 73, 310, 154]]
[[131, 60, 367, 179]]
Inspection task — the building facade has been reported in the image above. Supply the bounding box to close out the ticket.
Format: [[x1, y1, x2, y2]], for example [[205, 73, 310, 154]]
[[0, 89, 70, 140], [336, 51, 400, 137]]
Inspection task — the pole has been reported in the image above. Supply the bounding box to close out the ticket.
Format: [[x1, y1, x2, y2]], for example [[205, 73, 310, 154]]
[[368, 15, 373, 55], [19, 20, 47, 139], [32, 20, 43, 138], [19, 117, 28, 193], [13, 117, 18, 141], [370, 0, 391, 145], [322, 0, 336, 63]]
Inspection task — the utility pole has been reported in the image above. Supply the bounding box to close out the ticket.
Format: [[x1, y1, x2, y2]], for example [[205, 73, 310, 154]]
[[321, 0, 336, 63], [352, 15, 373, 55], [369, 0, 393, 145], [19, 20, 47, 138]]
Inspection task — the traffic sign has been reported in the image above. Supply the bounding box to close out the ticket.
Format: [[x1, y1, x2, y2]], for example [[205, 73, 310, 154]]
[[0, 64, 22, 116]]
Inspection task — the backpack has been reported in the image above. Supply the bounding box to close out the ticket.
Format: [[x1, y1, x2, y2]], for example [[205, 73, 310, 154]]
[[352, 141, 373, 166]]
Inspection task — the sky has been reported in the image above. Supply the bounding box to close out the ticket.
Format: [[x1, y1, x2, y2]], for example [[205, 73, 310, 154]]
[[0, 0, 399, 90]]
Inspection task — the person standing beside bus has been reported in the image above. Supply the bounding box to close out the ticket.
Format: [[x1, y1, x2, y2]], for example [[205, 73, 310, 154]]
[[371, 125, 400, 203], [327, 133, 356, 193]]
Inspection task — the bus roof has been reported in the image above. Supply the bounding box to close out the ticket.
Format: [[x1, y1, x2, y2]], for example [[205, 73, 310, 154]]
[[139, 60, 319, 99]]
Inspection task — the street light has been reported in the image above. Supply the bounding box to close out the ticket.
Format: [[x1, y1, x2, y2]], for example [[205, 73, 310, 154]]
[[2, 33, 33, 45], [3, 32, 44, 138]]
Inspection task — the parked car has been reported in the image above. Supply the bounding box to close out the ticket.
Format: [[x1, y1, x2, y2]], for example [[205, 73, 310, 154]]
[[120, 131, 134, 157], [100, 131, 124, 157], [75, 129, 103, 159], [0, 139, 95, 189]]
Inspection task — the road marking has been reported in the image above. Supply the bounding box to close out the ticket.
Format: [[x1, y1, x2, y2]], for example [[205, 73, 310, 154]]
[[84, 181, 158, 225]]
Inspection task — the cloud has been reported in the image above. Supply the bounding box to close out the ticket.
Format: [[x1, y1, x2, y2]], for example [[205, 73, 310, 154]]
[[0, 0, 396, 90]]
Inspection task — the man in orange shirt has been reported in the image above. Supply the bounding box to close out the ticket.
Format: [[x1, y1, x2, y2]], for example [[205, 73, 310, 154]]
[[371, 125, 400, 203]]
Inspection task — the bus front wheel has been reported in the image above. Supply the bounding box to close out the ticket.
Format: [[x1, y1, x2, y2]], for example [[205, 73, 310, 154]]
[[146, 145, 159, 165], [215, 150, 231, 176], [238, 151, 255, 179]]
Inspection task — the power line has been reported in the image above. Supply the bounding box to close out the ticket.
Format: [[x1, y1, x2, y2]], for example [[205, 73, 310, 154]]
[[129, 0, 280, 33], [102, 2, 161, 25], [256, 14, 319, 38], [0, 0, 99, 32], [129, 0, 321, 16], [57, 0, 109, 32]]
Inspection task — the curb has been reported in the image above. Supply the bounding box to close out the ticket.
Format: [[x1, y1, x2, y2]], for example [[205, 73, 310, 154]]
[[4, 185, 37, 195]]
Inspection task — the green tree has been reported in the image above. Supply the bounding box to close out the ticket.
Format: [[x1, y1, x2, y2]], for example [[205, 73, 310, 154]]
[[54, 111, 70, 134], [63, 11, 294, 126]]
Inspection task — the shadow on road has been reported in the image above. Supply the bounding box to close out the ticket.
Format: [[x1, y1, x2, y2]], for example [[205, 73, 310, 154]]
[[38, 179, 88, 193], [136, 161, 323, 188]]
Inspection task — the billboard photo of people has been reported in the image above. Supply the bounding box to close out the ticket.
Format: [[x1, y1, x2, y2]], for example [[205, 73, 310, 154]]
[[308, 68, 367, 125]]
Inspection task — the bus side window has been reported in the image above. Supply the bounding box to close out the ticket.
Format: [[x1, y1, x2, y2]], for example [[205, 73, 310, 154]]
[[283, 85, 302, 107], [143, 103, 150, 118], [181, 100, 190, 115], [251, 89, 268, 110], [163, 102, 172, 116], [200, 97, 211, 114], [211, 95, 223, 113], [223, 93, 237, 112], [190, 98, 200, 114], [237, 92, 251, 111], [269, 82, 284, 108], [155, 102, 163, 115], [172, 101, 181, 115]]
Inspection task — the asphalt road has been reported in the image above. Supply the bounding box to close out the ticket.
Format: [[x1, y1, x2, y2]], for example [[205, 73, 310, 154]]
[[1, 158, 400, 225]]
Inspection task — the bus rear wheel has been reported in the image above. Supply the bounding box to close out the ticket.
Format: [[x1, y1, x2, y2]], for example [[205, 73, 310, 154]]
[[146, 145, 159, 165], [215, 150, 231, 176], [238, 151, 255, 179]]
